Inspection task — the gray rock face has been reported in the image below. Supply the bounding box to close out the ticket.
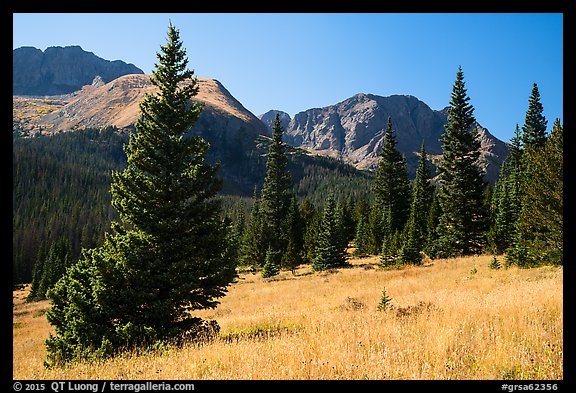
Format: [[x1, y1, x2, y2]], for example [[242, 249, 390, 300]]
[[13, 46, 144, 96], [258, 110, 291, 135], [283, 93, 509, 183]]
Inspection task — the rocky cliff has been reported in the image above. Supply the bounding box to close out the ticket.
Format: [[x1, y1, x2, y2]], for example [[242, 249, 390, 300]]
[[13, 46, 144, 96], [258, 110, 291, 135], [282, 93, 508, 183]]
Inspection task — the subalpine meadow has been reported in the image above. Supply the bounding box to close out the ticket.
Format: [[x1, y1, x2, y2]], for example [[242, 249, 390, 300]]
[[13, 255, 562, 380]]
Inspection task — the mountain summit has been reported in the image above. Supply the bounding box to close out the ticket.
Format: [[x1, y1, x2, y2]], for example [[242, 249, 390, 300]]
[[280, 93, 508, 183], [13, 46, 144, 96]]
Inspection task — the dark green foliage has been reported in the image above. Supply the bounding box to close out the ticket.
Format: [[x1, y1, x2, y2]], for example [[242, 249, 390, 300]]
[[313, 194, 350, 271], [379, 207, 402, 267], [35, 238, 72, 300], [399, 143, 434, 264], [336, 197, 356, 246], [507, 119, 562, 267], [434, 66, 488, 257], [424, 195, 441, 257], [13, 126, 127, 284], [367, 204, 385, 255], [487, 162, 520, 254], [292, 153, 373, 207], [224, 199, 245, 267], [301, 199, 322, 263], [239, 188, 266, 268], [522, 83, 548, 150], [281, 197, 304, 273], [487, 124, 523, 254], [488, 255, 502, 270], [353, 215, 370, 257], [260, 113, 294, 254], [369, 117, 411, 254], [261, 246, 281, 278], [376, 288, 393, 312], [13, 124, 372, 286], [45, 24, 236, 366], [28, 243, 48, 301], [380, 234, 402, 268]]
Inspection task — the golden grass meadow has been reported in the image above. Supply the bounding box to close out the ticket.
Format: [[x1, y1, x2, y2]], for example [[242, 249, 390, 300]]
[[13, 254, 562, 380]]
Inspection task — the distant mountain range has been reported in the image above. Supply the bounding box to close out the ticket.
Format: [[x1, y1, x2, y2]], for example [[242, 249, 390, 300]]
[[13, 46, 509, 185], [13, 46, 144, 96], [259, 94, 509, 182]]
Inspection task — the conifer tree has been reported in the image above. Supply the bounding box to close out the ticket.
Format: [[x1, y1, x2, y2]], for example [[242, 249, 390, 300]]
[[379, 206, 401, 267], [45, 23, 236, 366], [28, 242, 48, 301], [508, 124, 524, 173], [233, 199, 246, 241], [262, 246, 280, 278], [303, 209, 321, 264], [337, 197, 356, 245], [487, 162, 517, 253], [239, 187, 266, 268], [260, 113, 293, 259], [313, 194, 350, 271], [434, 66, 488, 257], [353, 215, 370, 257], [35, 238, 72, 300], [369, 117, 411, 255], [488, 255, 502, 270], [424, 195, 441, 258], [522, 83, 548, 150], [507, 119, 562, 266], [281, 196, 304, 273], [399, 143, 434, 264], [226, 199, 245, 266]]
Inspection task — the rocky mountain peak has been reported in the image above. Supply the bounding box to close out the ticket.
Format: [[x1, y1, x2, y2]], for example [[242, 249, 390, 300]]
[[278, 93, 508, 183], [258, 110, 291, 135], [13, 45, 144, 96]]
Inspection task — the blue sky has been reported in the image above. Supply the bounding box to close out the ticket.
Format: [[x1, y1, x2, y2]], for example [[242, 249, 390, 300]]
[[13, 13, 563, 143]]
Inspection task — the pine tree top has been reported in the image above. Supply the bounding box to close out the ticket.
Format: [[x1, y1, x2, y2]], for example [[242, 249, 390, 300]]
[[522, 83, 548, 149]]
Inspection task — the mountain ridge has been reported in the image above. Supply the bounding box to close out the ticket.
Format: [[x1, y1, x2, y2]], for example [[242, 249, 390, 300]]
[[270, 92, 508, 183], [13, 45, 144, 96], [13, 46, 508, 184]]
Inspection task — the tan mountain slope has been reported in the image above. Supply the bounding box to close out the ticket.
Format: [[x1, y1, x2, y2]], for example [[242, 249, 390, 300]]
[[16, 74, 262, 134]]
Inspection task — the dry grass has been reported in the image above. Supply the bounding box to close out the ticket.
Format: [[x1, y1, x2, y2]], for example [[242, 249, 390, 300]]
[[13, 255, 563, 380]]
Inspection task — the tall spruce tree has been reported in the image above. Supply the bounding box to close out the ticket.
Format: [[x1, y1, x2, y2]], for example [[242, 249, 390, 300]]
[[313, 194, 350, 271], [379, 206, 400, 267], [399, 143, 434, 264], [45, 23, 236, 366], [434, 66, 488, 257], [239, 187, 266, 268], [260, 113, 294, 261], [28, 242, 48, 301], [225, 199, 245, 267], [487, 162, 517, 254], [424, 195, 441, 257], [281, 196, 304, 273], [353, 215, 370, 257], [522, 83, 548, 150], [507, 119, 562, 266], [487, 125, 524, 255], [369, 116, 411, 254], [38, 238, 72, 300], [302, 205, 321, 264]]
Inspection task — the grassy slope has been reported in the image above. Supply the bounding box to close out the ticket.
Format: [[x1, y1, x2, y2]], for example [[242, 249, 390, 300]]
[[13, 255, 562, 380]]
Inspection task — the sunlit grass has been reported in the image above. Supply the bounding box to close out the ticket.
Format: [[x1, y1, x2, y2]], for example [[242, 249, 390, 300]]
[[13, 255, 562, 380]]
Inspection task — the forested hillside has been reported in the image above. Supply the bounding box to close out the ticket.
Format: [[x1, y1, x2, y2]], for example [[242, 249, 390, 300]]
[[13, 127, 126, 283], [12, 127, 372, 284]]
